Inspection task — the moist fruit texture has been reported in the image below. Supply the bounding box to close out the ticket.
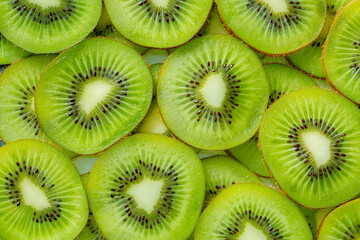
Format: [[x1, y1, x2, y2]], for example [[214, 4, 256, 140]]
[[0, 0, 101, 53], [198, 4, 229, 36], [0, 34, 31, 65], [202, 155, 261, 207], [260, 87, 360, 208], [157, 34, 269, 150], [35, 38, 153, 154], [87, 134, 205, 240], [317, 198, 360, 239], [0, 139, 88, 240], [73, 154, 99, 175], [216, 0, 326, 55], [195, 183, 312, 240], [288, 0, 352, 78], [104, 0, 213, 48], [143, 49, 169, 65], [323, 0, 360, 104], [149, 63, 162, 95]]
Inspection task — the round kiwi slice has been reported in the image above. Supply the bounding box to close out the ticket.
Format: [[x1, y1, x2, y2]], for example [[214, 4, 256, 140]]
[[202, 155, 261, 207], [35, 38, 153, 154], [90, 3, 147, 54], [87, 134, 205, 240], [0, 33, 31, 65], [0, 0, 101, 53], [150, 63, 162, 95], [0, 139, 88, 240], [323, 0, 360, 104], [157, 34, 269, 150], [317, 198, 360, 239], [260, 87, 360, 208], [288, 0, 352, 79], [216, 0, 326, 55], [195, 183, 312, 240], [104, 0, 213, 48]]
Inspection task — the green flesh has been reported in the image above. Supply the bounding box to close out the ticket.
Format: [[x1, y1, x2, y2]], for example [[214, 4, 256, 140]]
[[216, 0, 326, 55], [316, 79, 332, 89], [89, 4, 147, 54], [315, 207, 333, 229], [317, 199, 360, 240], [299, 206, 317, 238], [260, 177, 279, 190], [260, 88, 360, 208], [87, 134, 205, 240], [197, 150, 227, 159], [0, 55, 77, 158], [323, 0, 360, 104], [202, 156, 261, 207], [261, 56, 289, 65], [35, 38, 153, 154], [0, 34, 31, 65], [150, 63, 162, 95], [143, 49, 169, 65], [73, 155, 100, 175], [229, 133, 271, 177], [199, 4, 229, 36], [0, 140, 88, 240], [157, 35, 269, 150], [195, 183, 312, 240], [104, 0, 213, 48], [0, 0, 101, 53]]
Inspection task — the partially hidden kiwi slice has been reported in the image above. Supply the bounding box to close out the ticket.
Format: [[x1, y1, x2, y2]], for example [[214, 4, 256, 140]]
[[317, 198, 360, 239], [323, 0, 360, 104], [35, 38, 153, 154], [195, 183, 312, 240], [104, 0, 213, 48], [198, 4, 230, 36], [0, 139, 88, 240], [202, 155, 261, 207], [261, 56, 289, 66], [157, 34, 269, 150], [0, 34, 31, 65], [87, 134, 205, 240], [0, 0, 101, 53], [73, 154, 99, 176], [216, 0, 326, 55], [143, 49, 169, 65], [288, 0, 352, 79], [260, 87, 360, 208], [90, 3, 147, 54], [197, 150, 227, 159], [150, 63, 162, 95]]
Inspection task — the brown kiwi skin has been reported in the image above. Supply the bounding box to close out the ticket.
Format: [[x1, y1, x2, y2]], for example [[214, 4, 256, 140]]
[[34, 37, 153, 156], [215, 0, 327, 57], [285, 57, 326, 80]]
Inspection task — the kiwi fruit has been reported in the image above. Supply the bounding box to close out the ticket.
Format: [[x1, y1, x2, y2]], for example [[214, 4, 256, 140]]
[[73, 154, 100, 176], [87, 134, 205, 239], [288, 0, 352, 79], [90, 3, 147, 54], [260, 177, 279, 190], [150, 63, 162, 95], [197, 150, 227, 159], [323, 0, 360, 104], [315, 79, 332, 90], [157, 34, 269, 150], [216, 0, 326, 55], [0, 0, 101, 53], [260, 87, 360, 208], [202, 155, 262, 207], [0, 139, 88, 239], [317, 198, 360, 239], [198, 4, 230, 36], [0, 34, 31, 65], [194, 183, 312, 239], [261, 56, 289, 65], [104, 0, 213, 48], [35, 38, 153, 154], [143, 49, 169, 65], [298, 206, 317, 238]]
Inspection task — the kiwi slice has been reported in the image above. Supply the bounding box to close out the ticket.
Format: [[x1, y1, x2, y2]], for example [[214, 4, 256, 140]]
[[260, 87, 360, 208], [90, 3, 147, 54], [198, 4, 230, 36], [0, 139, 88, 239], [0, 34, 31, 65], [143, 49, 169, 65], [323, 0, 360, 104], [157, 34, 269, 150], [317, 198, 360, 239], [261, 56, 289, 65], [260, 177, 279, 190], [73, 154, 99, 176], [150, 63, 162, 95], [288, 0, 351, 79], [299, 206, 317, 238], [197, 150, 227, 159], [202, 155, 261, 207], [195, 183, 312, 239], [0, 0, 101, 53], [216, 0, 326, 55], [87, 134, 205, 239], [315, 79, 332, 90], [229, 133, 271, 177], [104, 0, 213, 48], [35, 38, 153, 154]]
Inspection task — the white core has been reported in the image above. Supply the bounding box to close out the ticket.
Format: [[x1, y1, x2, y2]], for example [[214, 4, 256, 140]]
[[21, 178, 51, 210], [80, 80, 113, 114], [151, 0, 169, 8], [28, 0, 61, 8], [260, 0, 288, 14], [301, 131, 331, 167], [200, 73, 227, 108], [238, 222, 267, 240]]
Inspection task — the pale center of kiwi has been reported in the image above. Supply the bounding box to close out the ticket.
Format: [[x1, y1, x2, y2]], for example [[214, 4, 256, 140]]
[[260, 0, 288, 14], [301, 131, 331, 167], [80, 80, 113, 114], [238, 222, 267, 240], [199, 73, 227, 108], [30, 96, 36, 113], [28, 0, 61, 8], [150, 0, 169, 8], [20, 178, 50, 210], [127, 178, 164, 214]]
